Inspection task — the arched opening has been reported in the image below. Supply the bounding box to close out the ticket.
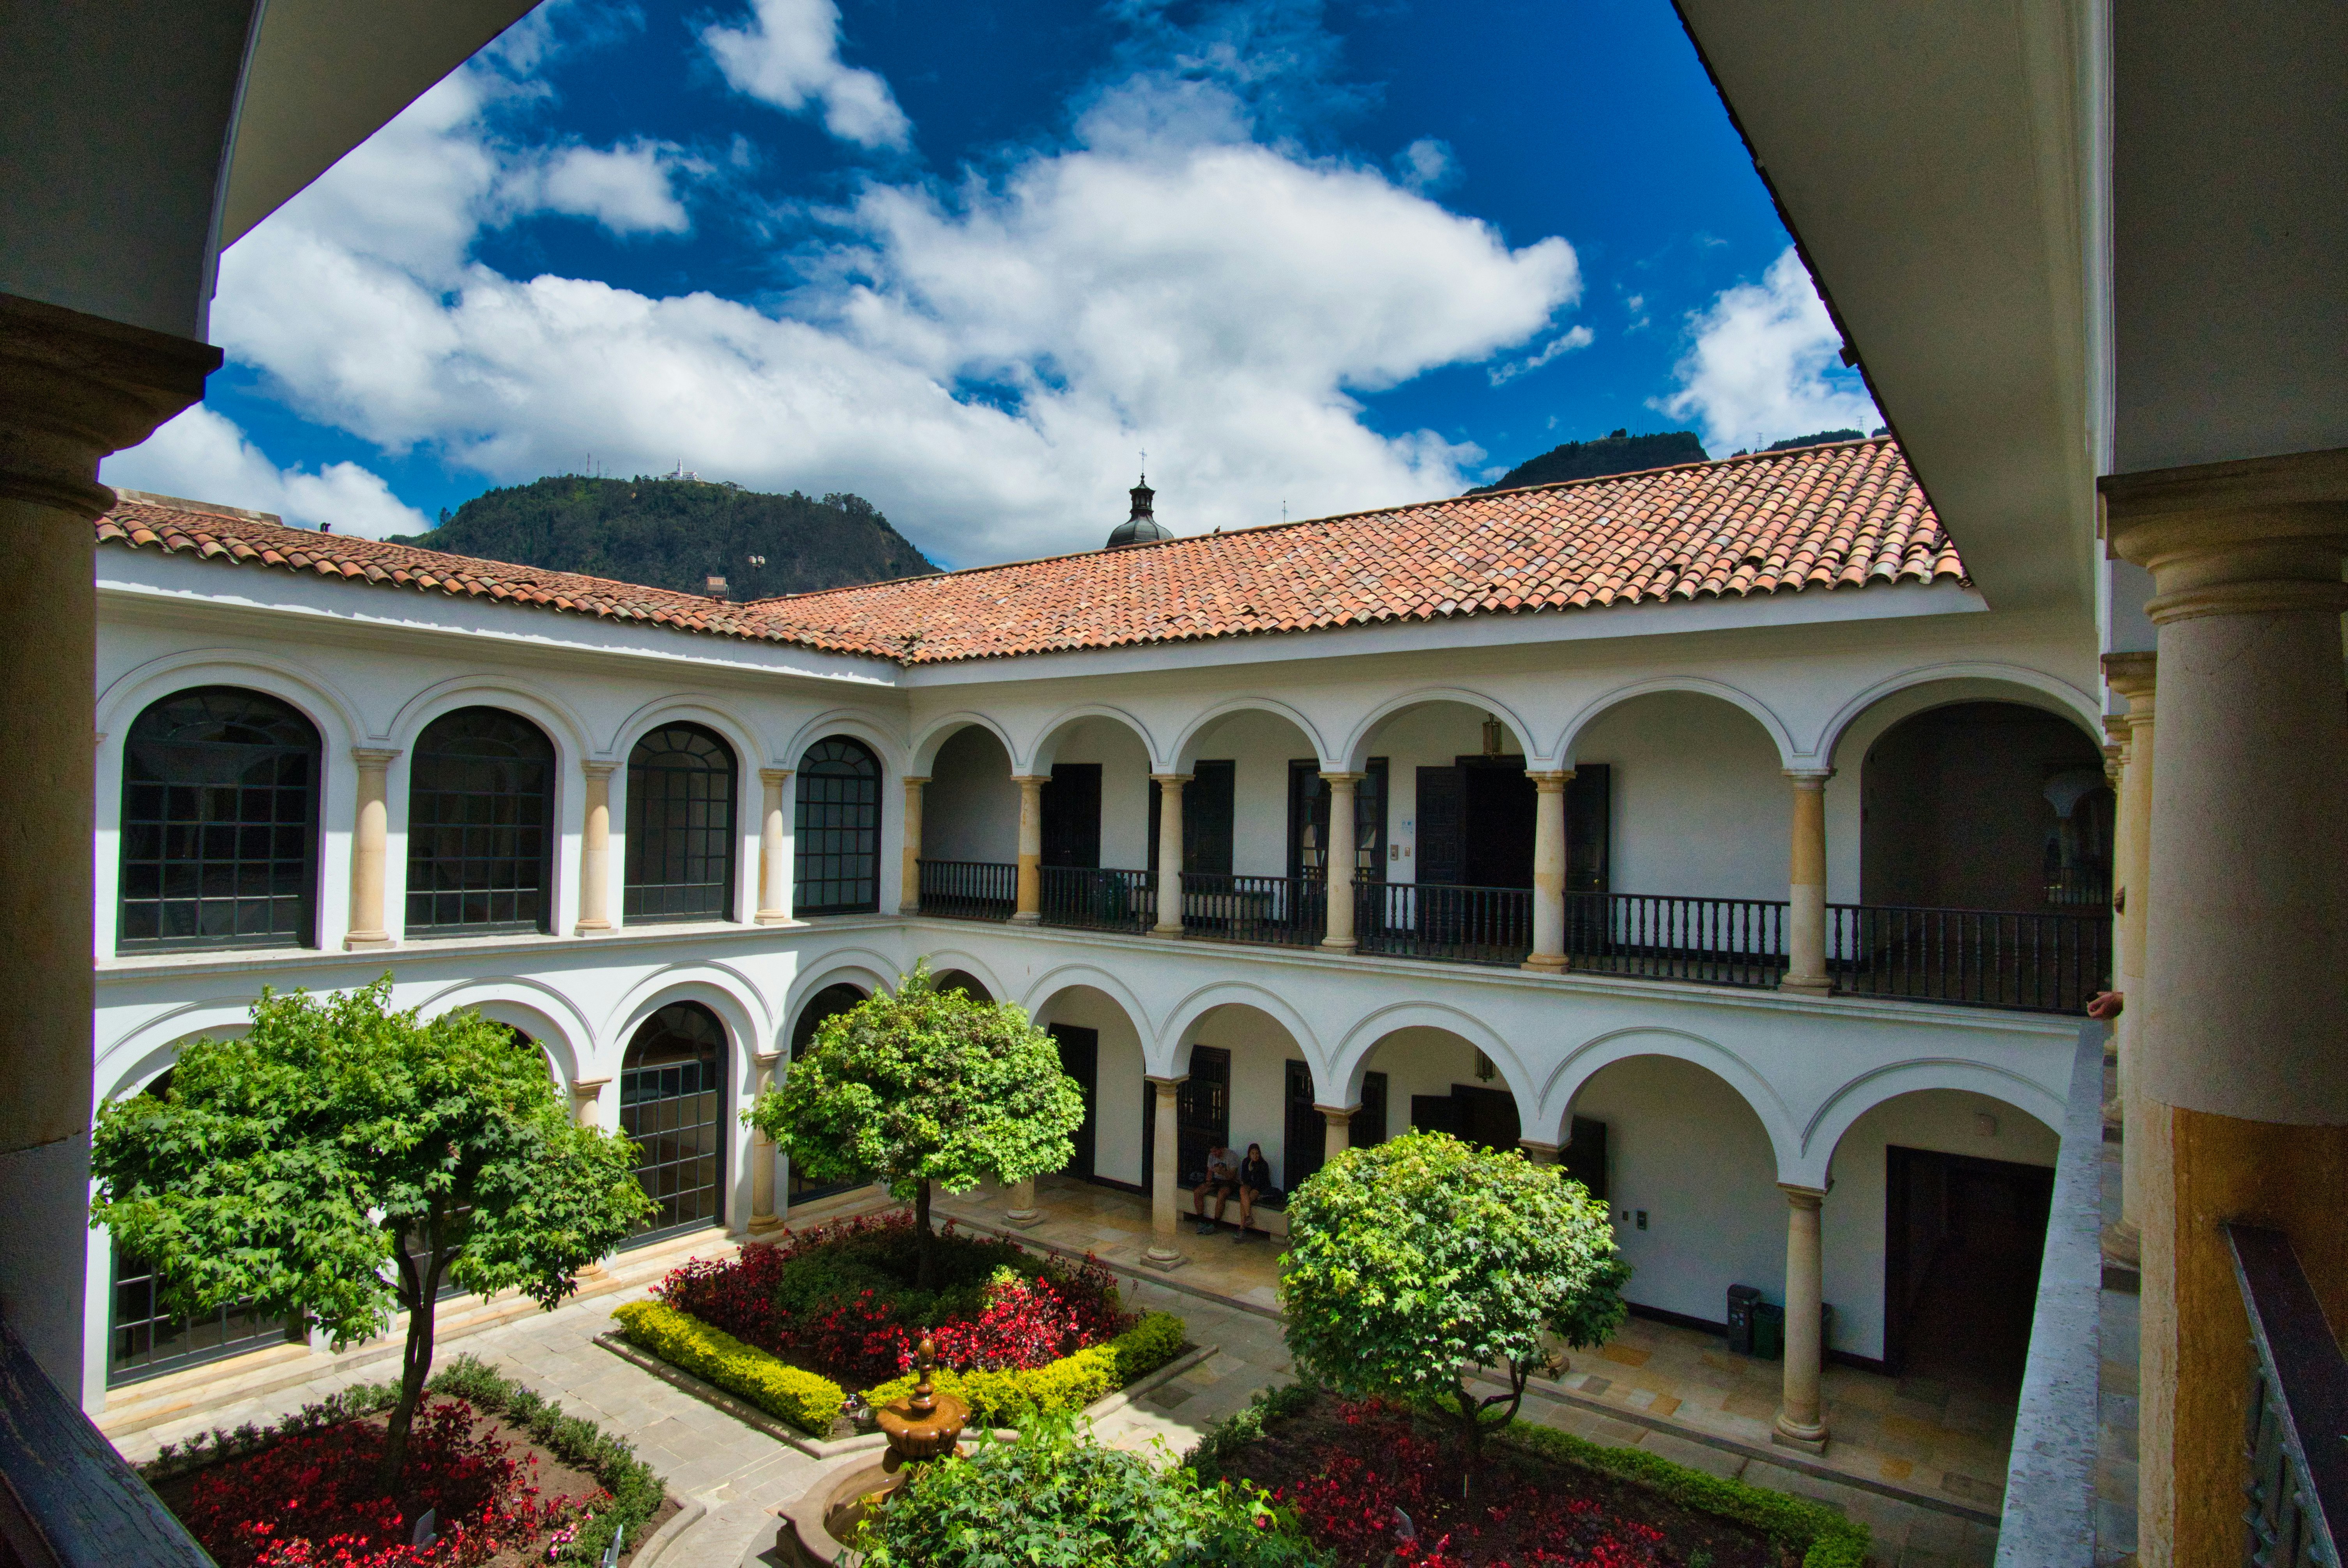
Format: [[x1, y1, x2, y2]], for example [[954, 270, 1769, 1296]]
[[1162, 1004, 1314, 1234], [1861, 701, 2113, 911], [105, 1065, 301, 1384], [920, 724, 1018, 918], [1167, 708, 1326, 943], [1031, 716, 1155, 929], [118, 686, 321, 952], [1030, 984, 1148, 1189], [620, 1001, 729, 1241], [1824, 1088, 2058, 1396], [624, 721, 738, 923], [406, 706, 557, 935], [786, 983, 869, 1205], [928, 969, 992, 1002], [1351, 1028, 1507, 1172], [794, 736, 881, 915]]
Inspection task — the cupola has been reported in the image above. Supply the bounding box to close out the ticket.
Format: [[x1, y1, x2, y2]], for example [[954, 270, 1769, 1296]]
[[1105, 475, 1173, 549]]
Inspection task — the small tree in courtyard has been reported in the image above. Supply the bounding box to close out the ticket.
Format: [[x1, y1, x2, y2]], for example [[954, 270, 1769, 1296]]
[[1278, 1129, 1630, 1494], [746, 962, 1084, 1290], [90, 979, 651, 1492]]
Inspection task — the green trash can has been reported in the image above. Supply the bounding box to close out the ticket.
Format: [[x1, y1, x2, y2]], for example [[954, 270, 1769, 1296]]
[[1752, 1301, 1785, 1360]]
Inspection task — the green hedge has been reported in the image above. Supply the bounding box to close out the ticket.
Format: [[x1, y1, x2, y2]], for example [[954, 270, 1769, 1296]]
[[1493, 1422, 1870, 1568], [612, 1300, 846, 1436], [856, 1310, 1192, 1430]]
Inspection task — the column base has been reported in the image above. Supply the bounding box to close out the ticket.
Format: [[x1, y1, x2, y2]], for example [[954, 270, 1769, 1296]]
[[344, 933, 394, 950], [1520, 953, 1567, 974], [1319, 937, 1357, 954], [748, 1212, 788, 1233], [1002, 1208, 1044, 1229], [572, 922, 613, 936], [1770, 1419, 1829, 1455], [1150, 924, 1186, 938], [1777, 975, 1833, 997], [1009, 911, 1042, 925], [1139, 1247, 1188, 1271], [755, 910, 792, 926]]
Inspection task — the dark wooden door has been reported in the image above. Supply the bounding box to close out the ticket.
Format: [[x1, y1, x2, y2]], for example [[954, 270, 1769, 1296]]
[[1143, 1045, 1231, 1188], [1416, 766, 1465, 885], [1284, 1059, 1321, 1191], [1355, 1070, 1389, 1147], [1451, 1083, 1522, 1151], [1461, 758, 1536, 888], [1560, 1114, 1608, 1200], [1566, 764, 1612, 893], [1410, 1093, 1462, 1136], [1050, 1024, 1098, 1178], [1149, 761, 1235, 875], [1042, 765, 1101, 869]]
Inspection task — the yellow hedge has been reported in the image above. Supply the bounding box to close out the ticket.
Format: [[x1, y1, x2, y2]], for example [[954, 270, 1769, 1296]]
[[861, 1310, 1189, 1428], [612, 1300, 845, 1436]]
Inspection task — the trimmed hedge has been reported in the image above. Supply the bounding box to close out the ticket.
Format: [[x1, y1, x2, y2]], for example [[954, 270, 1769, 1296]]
[[847, 1310, 1192, 1430], [613, 1299, 846, 1436]]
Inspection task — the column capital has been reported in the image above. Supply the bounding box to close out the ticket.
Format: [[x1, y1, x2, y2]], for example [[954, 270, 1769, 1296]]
[[571, 1077, 610, 1099], [2101, 649, 2157, 700], [1316, 770, 1366, 786], [761, 766, 796, 786], [1525, 769, 1575, 789], [351, 746, 401, 767], [581, 758, 619, 779], [1, 292, 221, 516], [899, 773, 928, 786], [752, 1050, 783, 1069], [1144, 1073, 1188, 1089], [1776, 1181, 1829, 1206], [1012, 773, 1051, 788], [1312, 1102, 1358, 1119], [1783, 768, 1835, 785], [2102, 448, 2348, 622], [1517, 1139, 1563, 1164], [1149, 772, 1192, 786]]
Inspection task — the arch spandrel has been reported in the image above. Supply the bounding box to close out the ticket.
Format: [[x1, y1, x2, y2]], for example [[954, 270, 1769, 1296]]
[[1795, 1059, 2066, 1189], [1555, 678, 1798, 770], [1535, 1026, 1802, 1180]]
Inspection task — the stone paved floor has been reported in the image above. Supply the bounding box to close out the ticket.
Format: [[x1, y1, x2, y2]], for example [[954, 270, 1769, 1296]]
[[117, 1181, 2002, 1567]]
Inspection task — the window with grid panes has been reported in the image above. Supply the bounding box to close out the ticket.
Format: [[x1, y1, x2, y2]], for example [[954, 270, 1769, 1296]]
[[405, 707, 557, 934], [793, 736, 880, 914], [117, 687, 320, 952], [621, 1002, 728, 1241], [624, 723, 737, 922]]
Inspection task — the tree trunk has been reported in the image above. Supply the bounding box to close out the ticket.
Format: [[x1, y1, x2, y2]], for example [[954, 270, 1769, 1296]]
[[379, 1225, 445, 1497], [914, 1179, 935, 1292]]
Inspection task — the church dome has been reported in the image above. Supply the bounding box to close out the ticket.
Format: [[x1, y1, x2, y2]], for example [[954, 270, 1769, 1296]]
[[1106, 477, 1173, 548]]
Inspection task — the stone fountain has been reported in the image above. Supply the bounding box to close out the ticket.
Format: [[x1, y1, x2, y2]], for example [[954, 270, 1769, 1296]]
[[777, 1336, 971, 1565]]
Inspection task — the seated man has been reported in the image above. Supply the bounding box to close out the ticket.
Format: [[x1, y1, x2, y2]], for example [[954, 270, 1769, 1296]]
[[1192, 1142, 1241, 1233], [1234, 1142, 1277, 1240]]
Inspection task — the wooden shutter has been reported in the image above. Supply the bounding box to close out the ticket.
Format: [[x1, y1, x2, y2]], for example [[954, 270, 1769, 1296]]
[[1416, 766, 1465, 886], [1186, 761, 1235, 874], [1050, 1024, 1098, 1178], [1561, 1114, 1609, 1201], [1567, 764, 1612, 893], [1042, 764, 1101, 868]]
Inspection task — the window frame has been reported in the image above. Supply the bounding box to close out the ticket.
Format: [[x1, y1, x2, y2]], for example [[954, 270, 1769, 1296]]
[[403, 706, 559, 937], [793, 736, 882, 916], [622, 722, 740, 924]]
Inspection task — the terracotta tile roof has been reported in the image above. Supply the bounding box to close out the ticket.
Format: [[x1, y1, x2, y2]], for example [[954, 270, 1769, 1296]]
[[760, 437, 1965, 662], [93, 493, 882, 655], [93, 439, 1963, 666]]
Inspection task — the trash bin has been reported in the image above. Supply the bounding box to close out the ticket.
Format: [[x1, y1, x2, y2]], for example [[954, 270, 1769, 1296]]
[[1726, 1285, 1762, 1355], [1752, 1301, 1786, 1360]]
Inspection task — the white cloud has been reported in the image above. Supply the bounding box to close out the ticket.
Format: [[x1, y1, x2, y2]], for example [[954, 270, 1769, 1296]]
[[100, 406, 433, 539], [702, 0, 912, 150], [1488, 324, 1593, 387], [1393, 137, 1457, 194], [507, 141, 696, 235], [1654, 246, 1878, 452], [206, 65, 1582, 564]]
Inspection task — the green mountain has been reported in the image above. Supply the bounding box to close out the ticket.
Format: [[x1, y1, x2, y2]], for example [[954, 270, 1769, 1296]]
[[392, 476, 939, 599], [1468, 428, 1710, 494], [1762, 428, 1865, 452]]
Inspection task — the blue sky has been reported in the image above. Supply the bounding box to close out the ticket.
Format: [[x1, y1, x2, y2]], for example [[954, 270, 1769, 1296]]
[[103, 0, 1879, 566]]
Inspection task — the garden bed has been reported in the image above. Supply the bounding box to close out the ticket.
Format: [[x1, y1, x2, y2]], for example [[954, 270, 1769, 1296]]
[[1191, 1386, 1869, 1568], [618, 1210, 1188, 1435], [142, 1356, 674, 1567]]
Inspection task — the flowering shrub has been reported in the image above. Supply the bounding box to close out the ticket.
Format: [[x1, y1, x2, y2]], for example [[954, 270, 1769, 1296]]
[[916, 1268, 1087, 1374], [1269, 1400, 1668, 1568], [182, 1398, 599, 1568]]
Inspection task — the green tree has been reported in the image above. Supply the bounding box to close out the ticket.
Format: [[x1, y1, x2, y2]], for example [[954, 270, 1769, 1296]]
[[745, 963, 1083, 1290], [1278, 1129, 1630, 1492], [90, 980, 651, 1490]]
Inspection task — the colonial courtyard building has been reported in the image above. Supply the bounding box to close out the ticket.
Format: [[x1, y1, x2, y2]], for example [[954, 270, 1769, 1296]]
[[88, 438, 2109, 1467]]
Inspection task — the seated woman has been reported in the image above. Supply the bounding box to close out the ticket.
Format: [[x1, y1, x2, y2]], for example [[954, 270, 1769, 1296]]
[[1234, 1142, 1277, 1240]]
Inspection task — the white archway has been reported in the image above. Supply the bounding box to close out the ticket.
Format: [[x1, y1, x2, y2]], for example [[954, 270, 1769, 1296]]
[[1022, 705, 1159, 775], [1152, 980, 1323, 1079], [1536, 1025, 1802, 1178], [1813, 663, 2100, 770], [1338, 689, 1548, 772], [1796, 1058, 2065, 1188], [1330, 1001, 1537, 1114], [1169, 696, 1333, 773], [1556, 677, 1798, 769]]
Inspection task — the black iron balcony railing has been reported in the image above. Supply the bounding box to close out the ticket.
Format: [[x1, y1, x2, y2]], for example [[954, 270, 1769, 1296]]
[[0, 1311, 216, 1568], [1565, 892, 1791, 989], [2042, 866, 2114, 908], [1039, 866, 1156, 933], [1828, 904, 2110, 1014], [1176, 872, 1324, 946], [2228, 1222, 2348, 1568], [916, 858, 1016, 921], [1356, 881, 1533, 966]]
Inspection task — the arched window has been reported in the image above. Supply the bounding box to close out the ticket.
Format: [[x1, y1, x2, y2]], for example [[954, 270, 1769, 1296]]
[[621, 1001, 728, 1240], [794, 737, 880, 915], [406, 707, 556, 935], [624, 723, 737, 923], [118, 687, 321, 952], [107, 1068, 297, 1383]]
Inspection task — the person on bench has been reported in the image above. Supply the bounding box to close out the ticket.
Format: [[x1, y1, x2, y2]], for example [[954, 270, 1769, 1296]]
[[1193, 1143, 1241, 1233], [1235, 1142, 1277, 1241]]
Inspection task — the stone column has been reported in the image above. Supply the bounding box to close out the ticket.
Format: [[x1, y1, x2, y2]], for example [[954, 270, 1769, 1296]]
[[1524, 770, 1572, 973], [756, 768, 793, 924], [1004, 1177, 1042, 1227], [1143, 1075, 1187, 1268], [899, 774, 926, 914], [0, 293, 216, 1392], [575, 760, 617, 935], [570, 1077, 609, 1129], [1012, 774, 1047, 923], [748, 1051, 783, 1228], [345, 747, 399, 948], [1318, 771, 1363, 951], [1780, 771, 1834, 995], [2103, 653, 2156, 1268], [1315, 1103, 1355, 1167], [1773, 1184, 1830, 1452], [1151, 775, 1189, 936], [2105, 450, 2348, 1568]]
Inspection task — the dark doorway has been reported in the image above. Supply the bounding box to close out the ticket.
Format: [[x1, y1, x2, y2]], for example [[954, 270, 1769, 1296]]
[[1462, 760, 1536, 888], [930, 969, 992, 1002], [1284, 1061, 1318, 1191], [1354, 1071, 1389, 1148], [1884, 1145, 2055, 1393], [1566, 764, 1612, 893], [1041, 764, 1101, 868], [1409, 1082, 1520, 1151], [1287, 758, 1388, 881], [1143, 1044, 1230, 1188], [1050, 1024, 1098, 1179], [1559, 1115, 1609, 1200], [1149, 760, 1234, 874]]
